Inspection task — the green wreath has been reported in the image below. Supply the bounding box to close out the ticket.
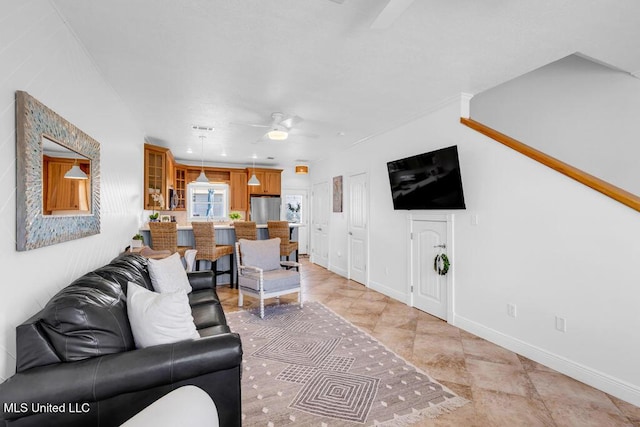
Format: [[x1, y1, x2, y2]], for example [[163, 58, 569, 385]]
[[434, 253, 450, 276]]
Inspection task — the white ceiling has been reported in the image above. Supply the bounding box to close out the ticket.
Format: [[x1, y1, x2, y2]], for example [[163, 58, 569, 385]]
[[51, 0, 640, 168]]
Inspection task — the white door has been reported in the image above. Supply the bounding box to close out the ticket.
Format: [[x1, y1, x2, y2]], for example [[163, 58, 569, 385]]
[[282, 189, 309, 254], [348, 173, 367, 284], [311, 182, 329, 268], [411, 218, 449, 320]]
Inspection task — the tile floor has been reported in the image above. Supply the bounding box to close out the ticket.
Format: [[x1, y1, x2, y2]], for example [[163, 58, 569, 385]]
[[217, 258, 640, 426]]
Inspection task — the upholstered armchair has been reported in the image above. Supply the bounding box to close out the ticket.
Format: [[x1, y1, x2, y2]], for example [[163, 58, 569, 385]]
[[235, 238, 302, 318]]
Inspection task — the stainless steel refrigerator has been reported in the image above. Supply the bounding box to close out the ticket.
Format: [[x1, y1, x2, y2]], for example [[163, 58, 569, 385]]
[[250, 196, 281, 224]]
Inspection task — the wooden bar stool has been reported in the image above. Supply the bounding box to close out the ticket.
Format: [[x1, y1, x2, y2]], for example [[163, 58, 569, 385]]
[[232, 221, 257, 288], [233, 221, 257, 241], [191, 222, 235, 288], [267, 221, 298, 262], [149, 222, 191, 257]]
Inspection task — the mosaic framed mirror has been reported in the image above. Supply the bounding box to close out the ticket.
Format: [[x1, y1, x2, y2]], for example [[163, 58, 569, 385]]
[[16, 91, 100, 251]]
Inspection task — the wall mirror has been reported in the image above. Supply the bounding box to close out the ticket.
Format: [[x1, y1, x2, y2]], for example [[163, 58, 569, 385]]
[[42, 136, 92, 216], [16, 91, 100, 251]]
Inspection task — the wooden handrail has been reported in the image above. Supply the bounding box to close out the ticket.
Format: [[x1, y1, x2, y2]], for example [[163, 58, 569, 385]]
[[460, 117, 640, 212]]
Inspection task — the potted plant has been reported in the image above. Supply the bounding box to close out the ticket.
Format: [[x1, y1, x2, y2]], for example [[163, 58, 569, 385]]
[[229, 212, 242, 222], [148, 212, 159, 222], [131, 233, 144, 249]]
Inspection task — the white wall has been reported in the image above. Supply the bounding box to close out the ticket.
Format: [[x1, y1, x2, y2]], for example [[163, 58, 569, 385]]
[[471, 54, 640, 196], [0, 1, 144, 380], [312, 99, 640, 405]]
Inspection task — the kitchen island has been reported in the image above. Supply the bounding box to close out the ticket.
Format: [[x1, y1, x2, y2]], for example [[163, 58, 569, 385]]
[[139, 222, 302, 285]]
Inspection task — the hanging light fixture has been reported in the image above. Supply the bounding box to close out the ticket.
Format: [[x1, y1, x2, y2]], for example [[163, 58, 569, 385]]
[[295, 165, 309, 174], [195, 135, 209, 183], [267, 127, 288, 141], [248, 157, 260, 186], [267, 113, 289, 140], [64, 160, 88, 180]]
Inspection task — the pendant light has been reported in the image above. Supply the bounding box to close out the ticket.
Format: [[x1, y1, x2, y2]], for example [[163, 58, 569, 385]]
[[195, 135, 209, 183], [64, 160, 88, 180], [248, 157, 260, 186]]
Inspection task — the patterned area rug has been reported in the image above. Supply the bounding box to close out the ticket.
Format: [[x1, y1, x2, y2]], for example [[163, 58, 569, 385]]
[[227, 302, 469, 426]]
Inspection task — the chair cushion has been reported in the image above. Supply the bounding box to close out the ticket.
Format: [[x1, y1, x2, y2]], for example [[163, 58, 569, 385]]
[[239, 269, 300, 293], [239, 238, 281, 271]]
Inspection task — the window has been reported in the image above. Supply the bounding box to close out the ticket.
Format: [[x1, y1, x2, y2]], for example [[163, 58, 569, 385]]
[[187, 183, 229, 221]]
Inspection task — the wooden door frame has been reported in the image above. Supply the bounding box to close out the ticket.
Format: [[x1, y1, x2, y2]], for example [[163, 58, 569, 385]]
[[407, 213, 455, 323]]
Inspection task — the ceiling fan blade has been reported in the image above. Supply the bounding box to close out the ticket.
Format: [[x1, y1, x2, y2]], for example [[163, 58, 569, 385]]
[[289, 129, 319, 139], [229, 121, 270, 128], [370, 0, 415, 29], [279, 115, 304, 129]]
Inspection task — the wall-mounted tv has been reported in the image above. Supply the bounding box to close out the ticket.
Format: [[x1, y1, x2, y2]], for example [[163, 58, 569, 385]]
[[387, 145, 466, 210]]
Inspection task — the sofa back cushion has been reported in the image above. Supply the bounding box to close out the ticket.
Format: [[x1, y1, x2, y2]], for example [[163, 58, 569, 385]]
[[37, 272, 135, 362], [94, 253, 154, 292]]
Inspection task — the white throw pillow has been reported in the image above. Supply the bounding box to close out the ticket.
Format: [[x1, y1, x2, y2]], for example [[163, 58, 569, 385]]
[[147, 252, 192, 294], [126, 282, 200, 348]]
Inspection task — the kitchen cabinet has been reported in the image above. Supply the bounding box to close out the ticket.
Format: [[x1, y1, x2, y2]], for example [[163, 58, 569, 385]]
[[248, 168, 282, 195], [144, 144, 170, 210], [230, 171, 248, 211], [174, 166, 187, 210], [43, 157, 91, 213], [144, 143, 281, 212]]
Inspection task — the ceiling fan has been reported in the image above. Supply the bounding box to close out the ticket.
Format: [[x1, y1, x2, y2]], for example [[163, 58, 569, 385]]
[[232, 112, 313, 142]]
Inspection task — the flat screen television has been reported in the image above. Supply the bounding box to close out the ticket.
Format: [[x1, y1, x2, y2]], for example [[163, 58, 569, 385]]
[[387, 145, 466, 210]]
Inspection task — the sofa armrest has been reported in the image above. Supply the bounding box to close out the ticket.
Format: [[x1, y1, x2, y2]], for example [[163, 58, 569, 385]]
[[187, 270, 215, 292], [0, 333, 242, 422]]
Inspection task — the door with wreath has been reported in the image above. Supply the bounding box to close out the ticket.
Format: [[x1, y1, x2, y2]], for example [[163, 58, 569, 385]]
[[410, 217, 450, 320]]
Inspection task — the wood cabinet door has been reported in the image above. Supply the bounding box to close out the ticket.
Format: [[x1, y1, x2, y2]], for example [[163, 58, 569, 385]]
[[264, 171, 281, 195], [44, 160, 90, 212], [248, 171, 265, 194], [230, 171, 248, 211], [144, 148, 166, 209], [174, 167, 187, 210]]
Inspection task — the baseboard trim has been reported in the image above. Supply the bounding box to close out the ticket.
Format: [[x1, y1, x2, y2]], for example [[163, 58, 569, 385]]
[[453, 314, 640, 407], [369, 280, 410, 305], [328, 264, 347, 278]]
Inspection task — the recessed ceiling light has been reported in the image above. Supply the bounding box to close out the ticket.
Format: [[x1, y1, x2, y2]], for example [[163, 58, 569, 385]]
[[186, 148, 193, 154]]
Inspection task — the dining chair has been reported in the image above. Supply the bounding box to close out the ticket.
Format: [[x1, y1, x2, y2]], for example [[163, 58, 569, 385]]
[[235, 238, 301, 318]]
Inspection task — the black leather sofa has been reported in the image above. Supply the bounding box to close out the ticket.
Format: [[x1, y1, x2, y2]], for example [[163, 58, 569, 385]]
[[0, 253, 242, 427]]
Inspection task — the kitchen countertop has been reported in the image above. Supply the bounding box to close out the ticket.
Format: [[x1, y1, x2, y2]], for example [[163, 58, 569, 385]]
[[139, 222, 305, 231]]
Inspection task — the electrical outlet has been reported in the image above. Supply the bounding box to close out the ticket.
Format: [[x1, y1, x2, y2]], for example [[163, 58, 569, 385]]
[[507, 303, 517, 318], [471, 214, 479, 226], [555, 316, 567, 332]]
